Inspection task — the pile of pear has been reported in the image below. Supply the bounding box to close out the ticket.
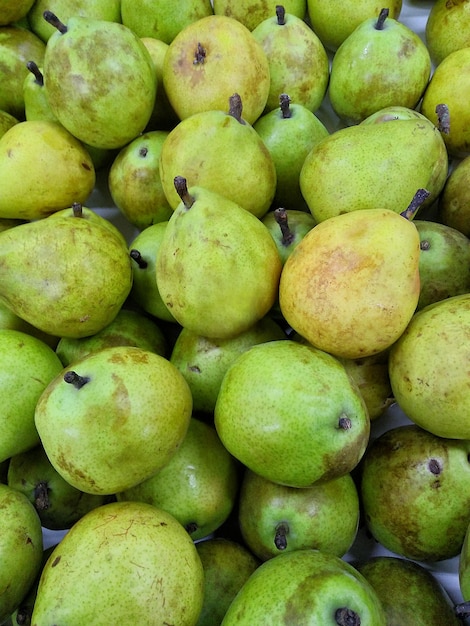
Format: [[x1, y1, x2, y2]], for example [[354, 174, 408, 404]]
[[1, 1, 470, 625]]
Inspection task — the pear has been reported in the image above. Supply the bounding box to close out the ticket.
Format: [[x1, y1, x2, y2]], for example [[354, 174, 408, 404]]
[[117, 417, 240, 541], [0, 483, 43, 624], [34, 346, 193, 495], [0, 214, 133, 338], [42, 12, 157, 149], [220, 548, 386, 625], [360, 424, 470, 562], [23, 61, 59, 123], [425, 0, 470, 67], [212, 0, 307, 31], [159, 94, 277, 219], [300, 116, 448, 222], [156, 177, 282, 339], [162, 14, 270, 125], [251, 6, 329, 114], [7, 444, 109, 530], [279, 207, 421, 359], [0, 0, 35, 26], [439, 153, 470, 237], [214, 339, 370, 488], [30, 501, 205, 625], [0, 329, 63, 463], [0, 300, 59, 348], [195, 538, 259, 626], [420, 47, 470, 158], [389, 292, 470, 439], [329, 8, 431, 125], [357, 556, 461, 625], [0, 109, 18, 137], [0, 119, 96, 220], [262, 207, 316, 264], [238, 468, 360, 561]]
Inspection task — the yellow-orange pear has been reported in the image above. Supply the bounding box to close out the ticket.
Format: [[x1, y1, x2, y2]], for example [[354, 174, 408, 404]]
[[279, 207, 421, 359]]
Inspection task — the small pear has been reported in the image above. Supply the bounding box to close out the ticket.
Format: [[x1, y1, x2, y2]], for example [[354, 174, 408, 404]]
[[262, 207, 316, 265], [425, 0, 470, 67], [438, 153, 470, 237], [212, 0, 307, 31]]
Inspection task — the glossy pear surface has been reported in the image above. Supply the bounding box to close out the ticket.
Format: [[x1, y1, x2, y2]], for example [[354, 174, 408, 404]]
[[425, 0, 470, 66]]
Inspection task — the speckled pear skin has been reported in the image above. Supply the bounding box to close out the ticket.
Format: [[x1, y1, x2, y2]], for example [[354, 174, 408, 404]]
[[214, 340, 370, 488], [220, 549, 386, 625], [30, 501, 205, 626], [34, 346, 193, 495], [0, 216, 133, 339]]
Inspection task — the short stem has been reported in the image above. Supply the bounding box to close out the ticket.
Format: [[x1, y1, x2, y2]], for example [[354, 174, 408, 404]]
[[129, 249, 148, 269], [228, 93, 244, 124], [72, 202, 83, 217], [279, 93, 292, 119], [400, 188, 430, 220], [375, 8, 389, 29], [274, 208, 295, 246], [436, 103, 450, 134], [420, 239, 431, 251], [34, 481, 50, 511], [276, 5, 286, 25], [185, 521, 198, 535], [335, 607, 361, 626], [274, 522, 289, 550], [26, 60, 44, 86], [174, 176, 195, 209], [193, 42, 206, 65], [338, 414, 352, 430], [63, 371, 90, 389], [43, 10, 68, 34], [455, 601, 470, 619]]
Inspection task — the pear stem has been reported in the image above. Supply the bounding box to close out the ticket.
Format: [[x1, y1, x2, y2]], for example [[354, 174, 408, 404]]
[[274, 522, 289, 550], [193, 42, 206, 65], [276, 5, 286, 25], [26, 60, 44, 86], [72, 202, 83, 217], [174, 176, 195, 209], [15, 605, 33, 626], [34, 481, 50, 511], [43, 10, 68, 34], [274, 208, 295, 246], [375, 8, 389, 30], [435, 103, 450, 134], [129, 249, 148, 269], [455, 601, 470, 619], [279, 93, 292, 119], [400, 188, 430, 220], [63, 371, 90, 389], [228, 93, 244, 124], [185, 522, 198, 535], [338, 414, 352, 430], [335, 608, 361, 626]]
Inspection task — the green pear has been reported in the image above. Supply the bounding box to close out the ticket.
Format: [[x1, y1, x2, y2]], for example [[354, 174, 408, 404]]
[[163, 14, 270, 125], [118, 417, 240, 541], [0, 0, 35, 26], [221, 548, 386, 625], [425, 0, 470, 67], [389, 293, 470, 439], [0, 109, 18, 137], [169, 316, 286, 414], [262, 207, 316, 264], [159, 94, 277, 219], [212, 0, 306, 31], [195, 538, 259, 626], [360, 424, 470, 561], [0, 300, 59, 348], [55, 307, 167, 366], [306, 0, 402, 52], [215, 339, 370, 488], [31, 501, 204, 625], [251, 6, 329, 114], [128, 222, 177, 324], [439, 153, 470, 237], [42, 12, 156, 149], [0, 329, 63, 463], [359, 104, 436, 125], [7, 444, 109, 530], [279, 208, 421, 359], [121, 0, 213, 43], [0, 25, 45, 118], [254, 94, 329, 211], [23, 61, 59, 122], [238, 468, 360, 561], [0, 214, 133, 338], [0, 483, 43, 624], [109, 130, 174, 230], [0, 120, 95, 220], [414, 219, 470, 310], [156, 177, 282, 339], [300, 115, 448, 223], [28, 0, 122, 42], [357, 556, 461, 626], [35, 346, 192, 495], [329, 8, 431, 125], [420, 47, 470, 158]]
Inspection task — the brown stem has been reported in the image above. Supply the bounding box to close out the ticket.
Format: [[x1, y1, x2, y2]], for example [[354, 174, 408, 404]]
[[26, 60, 44, 86], [274, 208, 295, 246], [72, 202, 83, 217], [276, 5, 286, 25], [130, 249, 148, 269], [43, 10, 68, 34], [375, 8, 389, 29], [279, 93, 292, 119], [34, 481, 50, 511], [338, 415, 352, 430], [400, 188, 430, 220], [335, 608, 361, 626], [63, 371, 90, 389], [436, 103, 450, 134], [193, 42, 206, 65], [228, 93, 244, 124], [274, 522, 289, 550], [174, 176, 195, 209]]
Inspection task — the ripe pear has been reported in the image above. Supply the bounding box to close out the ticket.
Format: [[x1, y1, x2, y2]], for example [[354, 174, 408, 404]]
[[43, 12, 157, 149], [439, 153, 470, 237], [251, 6, 329, 113], [159, 94, 277, 218], [30, 501, 205, 625], [300, 117, 448, 222], [0, 119, 95, 220], [0, 329, 63, 463], [238, 468, 360, 561], [329, 9, 431, 125], [0, 214, 133, 338], [421, 47, 470, 158], [389, 293, 470, 439], [425, 0, 470, 67], [34, 346, 193, 495], [262, 207, 316, 264], [212, 0, 307, 31], [214, 339, 370, 488], [156, 177, 282, 339], [0, 483, 43, 624], [221, 548, 386, 625], [360, 424, 470, 561], [0, 0, 35, 26], [163, 14, 270, 125], [23, 61, 59, 122], [279, 208, 421, 359], [0, 109, 18, 137]]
